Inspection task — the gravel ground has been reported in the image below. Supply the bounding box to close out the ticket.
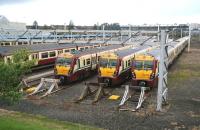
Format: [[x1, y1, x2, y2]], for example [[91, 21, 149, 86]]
[[1, 38, 200, 130]]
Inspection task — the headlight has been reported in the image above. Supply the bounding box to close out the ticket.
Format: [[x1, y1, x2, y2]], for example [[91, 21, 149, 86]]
[[98, 70, 101, 76], [54, 67, 57, 74], [132, 72, 136, 78], [113, 71, 118, 77], [150, 73, 155, 79]]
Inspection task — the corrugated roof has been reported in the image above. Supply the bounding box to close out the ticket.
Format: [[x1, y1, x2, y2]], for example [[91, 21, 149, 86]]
[[0, 43, 103, 56]]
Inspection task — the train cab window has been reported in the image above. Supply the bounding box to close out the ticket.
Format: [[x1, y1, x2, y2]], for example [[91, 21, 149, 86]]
[[64, 49, 69, 53], [49, 51, 56, 57], [134, 61, 143, 70], [86, 59, 91, 65], [144, 61, 153, 70], [41, 52, 48, 59], [1, 43, 3, 46]]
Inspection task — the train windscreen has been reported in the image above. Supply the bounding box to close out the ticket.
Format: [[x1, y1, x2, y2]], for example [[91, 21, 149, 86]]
[[56, 58, 72, 66], [134, 60, 153, 70], [99, 59, 117, 68]]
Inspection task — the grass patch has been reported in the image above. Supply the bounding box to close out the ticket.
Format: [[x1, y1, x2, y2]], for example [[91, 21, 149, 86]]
[[0, 109, 104, 130]]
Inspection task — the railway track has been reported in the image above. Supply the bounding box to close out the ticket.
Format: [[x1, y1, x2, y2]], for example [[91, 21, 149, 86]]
[[23, 68, 54, 87]]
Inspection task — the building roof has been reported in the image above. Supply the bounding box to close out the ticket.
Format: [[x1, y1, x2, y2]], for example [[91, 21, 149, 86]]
[[0, 43, 97, 56]]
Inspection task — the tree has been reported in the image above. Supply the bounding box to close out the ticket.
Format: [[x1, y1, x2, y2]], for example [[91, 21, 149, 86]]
[[33, 20, 38, 29], [0, 49, 34, 104], [93, 24, 98, 30], [68, 20, 74, 30]]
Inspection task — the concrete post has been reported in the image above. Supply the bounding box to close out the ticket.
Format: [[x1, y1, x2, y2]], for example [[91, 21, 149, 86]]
[[129, 25, 131, 42], [103, 25, 105, 42], [156, 30, 167, 111], [181, 28, 183, 38], [158, 25, 160, 41], [188, 25, 191, 52]]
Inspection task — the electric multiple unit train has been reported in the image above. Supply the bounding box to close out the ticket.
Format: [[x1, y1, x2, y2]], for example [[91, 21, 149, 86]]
[[131, 37, 189, 88], [98, 45, 158, 86], [54, 44, 133, 84]]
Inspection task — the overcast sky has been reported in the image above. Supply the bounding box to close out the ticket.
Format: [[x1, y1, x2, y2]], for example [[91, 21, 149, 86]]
[[0, 0, 199, 25]]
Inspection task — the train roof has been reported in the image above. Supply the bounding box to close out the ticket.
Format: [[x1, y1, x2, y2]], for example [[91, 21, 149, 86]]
[[68, 44, 125, 57], [0, 42, 104, 56], [146, 36, 189, 60], [114, 45, 150, 58]]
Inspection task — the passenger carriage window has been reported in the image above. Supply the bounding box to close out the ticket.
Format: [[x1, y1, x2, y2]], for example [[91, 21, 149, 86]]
[[77, 59, 80, 69], [64, 49, 69, 53], [126, 61, 128, 68], [5, 42, 10, 46], [80, 48, 84, 51], [71, 48, 76, 52], [83, 60, 86, 66], [97, 56, 101, 62], [86, 59, 91, 65], [49, 51, 56, 57], [58, 50, 63, 54], [91, 57, 96, 64], [18, 42, 22, 45], [85, 47, 89, 50], [41, 52, 48, 58], [32, 54, 38, 59], [6, 56, 12, 63], [128, 60, 131, 66]]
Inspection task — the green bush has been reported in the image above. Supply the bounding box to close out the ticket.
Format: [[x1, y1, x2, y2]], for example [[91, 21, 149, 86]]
[[0, 49, 34, 104]]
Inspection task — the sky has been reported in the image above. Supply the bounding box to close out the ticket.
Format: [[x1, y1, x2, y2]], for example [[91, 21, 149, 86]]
[[0, 0, 199, 26]]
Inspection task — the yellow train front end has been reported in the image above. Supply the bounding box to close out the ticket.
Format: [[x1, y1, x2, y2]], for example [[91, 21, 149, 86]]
[[98, 52, 120, 86], [132, 55, 158, 88], [54, 53, 74, 84]]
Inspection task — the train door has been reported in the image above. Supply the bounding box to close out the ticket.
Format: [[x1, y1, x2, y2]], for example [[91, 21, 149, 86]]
[[91, 55, 97, 70]]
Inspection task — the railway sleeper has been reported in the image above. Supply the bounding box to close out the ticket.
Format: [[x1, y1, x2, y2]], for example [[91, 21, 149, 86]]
[[74, 82, 109, 104], [119, 85, 150, 112]]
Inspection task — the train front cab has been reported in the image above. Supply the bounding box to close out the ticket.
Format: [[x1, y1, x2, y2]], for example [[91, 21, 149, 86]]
[[54, 53, 76, 84], [98, 53, 132, 86], [55, 53, 97, 84], [132, 55, 158, 88], [98, 54, 118, 86]]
